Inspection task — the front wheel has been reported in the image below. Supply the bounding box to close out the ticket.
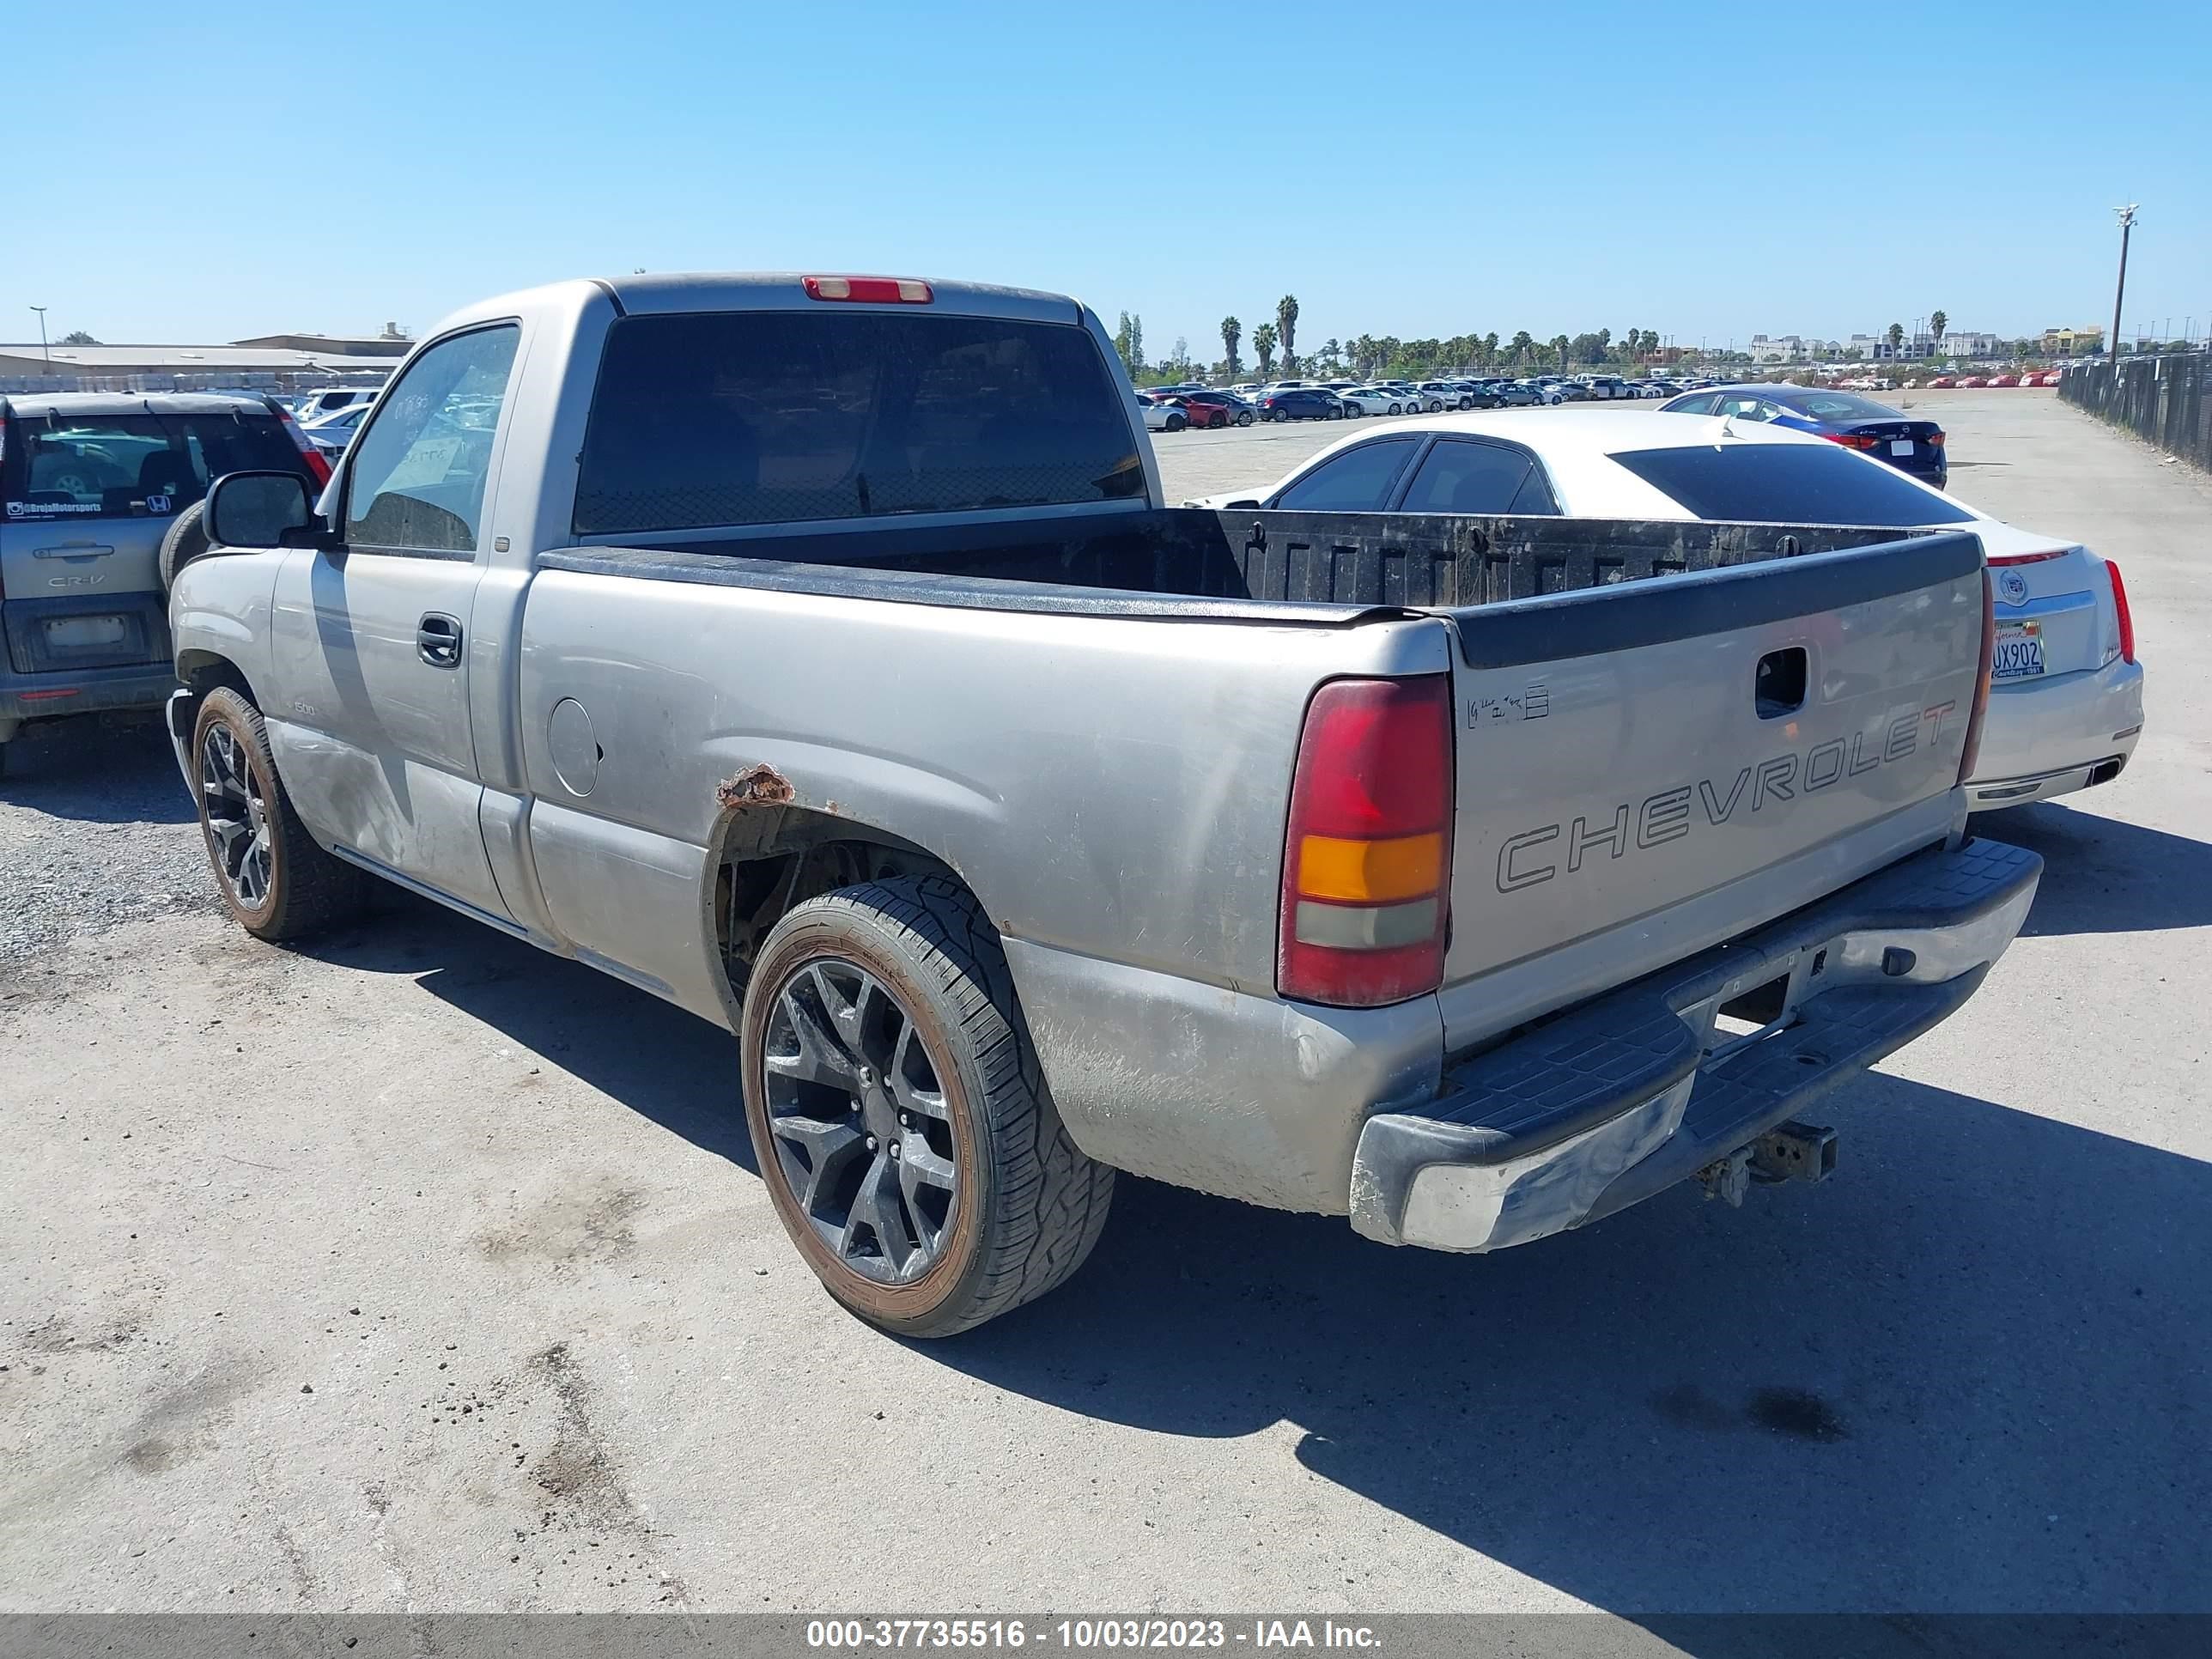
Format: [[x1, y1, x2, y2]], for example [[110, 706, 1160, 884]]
[[1237, 410, 1255, 426], [741, 877, 1115, 1338], [190, 687, 369, 941]]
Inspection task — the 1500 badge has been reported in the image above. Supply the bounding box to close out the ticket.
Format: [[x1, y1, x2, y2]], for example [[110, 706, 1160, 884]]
[[1496, 702, 1959, 893]]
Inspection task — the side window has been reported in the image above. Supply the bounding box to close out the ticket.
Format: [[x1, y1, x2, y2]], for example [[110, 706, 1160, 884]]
[[1666, 393, 1717, 415], [1718, 394, 1771, 421], [1272, 438, 1421, 512], [1398, 440, 1536, 514], [344, 325, 520, 554], [1508, 467, 1561, 515]]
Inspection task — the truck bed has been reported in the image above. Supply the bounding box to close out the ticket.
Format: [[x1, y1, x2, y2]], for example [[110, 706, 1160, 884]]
[[545, 507, 1967, 623]]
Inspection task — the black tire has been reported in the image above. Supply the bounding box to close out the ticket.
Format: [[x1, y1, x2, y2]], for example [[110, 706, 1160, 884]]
[[157, 501, 214, 592], [1237, 410, 1255, 426], [1165, 414, 1186, 432], [741, 876, 1115, 1338], [1388, 403, 1401, 416], [190, 687, 370, 942]]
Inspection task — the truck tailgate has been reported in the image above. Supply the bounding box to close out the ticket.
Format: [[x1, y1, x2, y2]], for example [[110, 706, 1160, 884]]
[[1438, 530, 1985, 1039]]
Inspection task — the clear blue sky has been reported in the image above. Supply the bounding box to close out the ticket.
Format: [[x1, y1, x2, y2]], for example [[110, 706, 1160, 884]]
[[9, 0, 2208, 352]]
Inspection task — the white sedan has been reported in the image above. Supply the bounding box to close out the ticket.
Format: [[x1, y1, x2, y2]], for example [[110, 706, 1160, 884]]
[[1336, 386, 1412, 416], [1137, 396, 1188, 433], [1186, 408, 2143, 811]]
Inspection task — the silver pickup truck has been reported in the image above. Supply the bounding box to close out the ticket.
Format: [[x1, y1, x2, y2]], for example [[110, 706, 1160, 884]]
[[169, 272, 2039, 1336]]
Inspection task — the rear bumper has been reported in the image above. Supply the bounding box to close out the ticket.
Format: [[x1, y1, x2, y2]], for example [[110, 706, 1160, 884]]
[[1349, 836, 2040, 1251], [1966, 656, 2144, 811], [0, 594, 174, 738], [0, 659, 179, 738]]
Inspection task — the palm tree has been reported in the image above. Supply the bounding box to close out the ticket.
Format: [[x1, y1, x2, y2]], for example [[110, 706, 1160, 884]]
[[1220, 316, 1242, 378], [1276, 295, 1299, 374], [1887, 321, 1905, 356], [1508, 330, 1533, 365], [1929, 310, 1948, 353], [1550, 333, 1571, 369], [1253, 322, 1279, 376]]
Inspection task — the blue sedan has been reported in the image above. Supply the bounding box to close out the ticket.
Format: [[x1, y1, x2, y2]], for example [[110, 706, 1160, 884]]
[[1656, 384, 1947, 488]]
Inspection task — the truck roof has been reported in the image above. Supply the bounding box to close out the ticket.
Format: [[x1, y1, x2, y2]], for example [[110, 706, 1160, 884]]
[[432, 272, 1088, 337]]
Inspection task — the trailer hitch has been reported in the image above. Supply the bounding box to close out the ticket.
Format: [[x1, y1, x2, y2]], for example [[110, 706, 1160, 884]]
[[1698, 1121, 1839, 1207]]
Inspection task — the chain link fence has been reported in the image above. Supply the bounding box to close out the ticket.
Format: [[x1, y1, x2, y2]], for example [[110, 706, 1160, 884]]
[[2059, 353, 2211, 471]]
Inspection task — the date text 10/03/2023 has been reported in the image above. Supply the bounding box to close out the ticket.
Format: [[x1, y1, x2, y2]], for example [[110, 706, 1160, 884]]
[[805, 1620, 1382, 1650]]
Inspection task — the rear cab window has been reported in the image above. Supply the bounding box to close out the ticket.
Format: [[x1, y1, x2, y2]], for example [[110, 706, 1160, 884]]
[[572, 310, 1144, 536], [1608, 442, 1975, 526], [3, 410, 301, 524]]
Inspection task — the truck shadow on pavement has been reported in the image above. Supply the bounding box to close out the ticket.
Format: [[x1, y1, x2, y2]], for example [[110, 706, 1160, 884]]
[[307, 893, 756, 1172], [951, 1080, 2211, 1619], [0, 721, 193, 825], [1984, 799, 2212, 937], [308, 863, 2209, 1623]]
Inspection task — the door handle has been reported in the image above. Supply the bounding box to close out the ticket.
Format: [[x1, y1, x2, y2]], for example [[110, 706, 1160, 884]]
[[417, 612, 464, 667], [33, 544, 116, 559]]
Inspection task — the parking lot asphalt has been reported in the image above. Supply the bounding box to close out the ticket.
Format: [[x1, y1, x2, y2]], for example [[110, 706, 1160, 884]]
[[3, 392, 2208, 1623]]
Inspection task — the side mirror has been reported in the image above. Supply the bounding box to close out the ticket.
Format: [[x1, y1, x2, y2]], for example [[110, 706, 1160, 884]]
[[1224, 498, 1262, 510], [205, 471, 314, 550]]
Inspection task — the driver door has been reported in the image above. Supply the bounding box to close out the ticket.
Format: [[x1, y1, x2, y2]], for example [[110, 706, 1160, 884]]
[[264, 323, 523, 922]]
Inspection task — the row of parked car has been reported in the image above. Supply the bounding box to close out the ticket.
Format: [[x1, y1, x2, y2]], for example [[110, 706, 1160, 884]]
[[1923, 371, 2063, 388], [1136, 372, 1741, 430]]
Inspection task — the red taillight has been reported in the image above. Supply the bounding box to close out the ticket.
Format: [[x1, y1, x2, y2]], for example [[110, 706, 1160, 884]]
[[1928, 430, 1946, 447], [1959, 570, 1995, 786], [1988, 548, 2070, 566], [1279, 677, 1454, 1007], [1824, 431, 1881, 449], [273, 404, 333, 487], [802, 275, 933, 304], [2106, 558, 2136, 664]]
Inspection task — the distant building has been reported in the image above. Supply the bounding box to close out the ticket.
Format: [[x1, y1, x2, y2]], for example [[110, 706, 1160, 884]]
[[1935, 331, 2002, 358], [0, 341, 398, 394], [229, 323, 414, 358], [1746, 333, 1837, 365], [2041, 325, 2106, 357], [1865, 332, 1940, 362]]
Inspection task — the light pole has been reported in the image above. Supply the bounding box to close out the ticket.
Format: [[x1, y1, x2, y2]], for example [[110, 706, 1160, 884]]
[[2110, 204, 2136, 360], [29, 304, 50, 365]]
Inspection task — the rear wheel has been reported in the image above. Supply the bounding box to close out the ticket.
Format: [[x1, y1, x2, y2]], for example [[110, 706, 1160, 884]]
[[190, 688, 370, 941], [1237, 410, 1255, 426], [157, 501, 213, 592], [741, 877, 1115, 1338], [1165, 414, 1186, 431], [1388, 403, 1402, 416]]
